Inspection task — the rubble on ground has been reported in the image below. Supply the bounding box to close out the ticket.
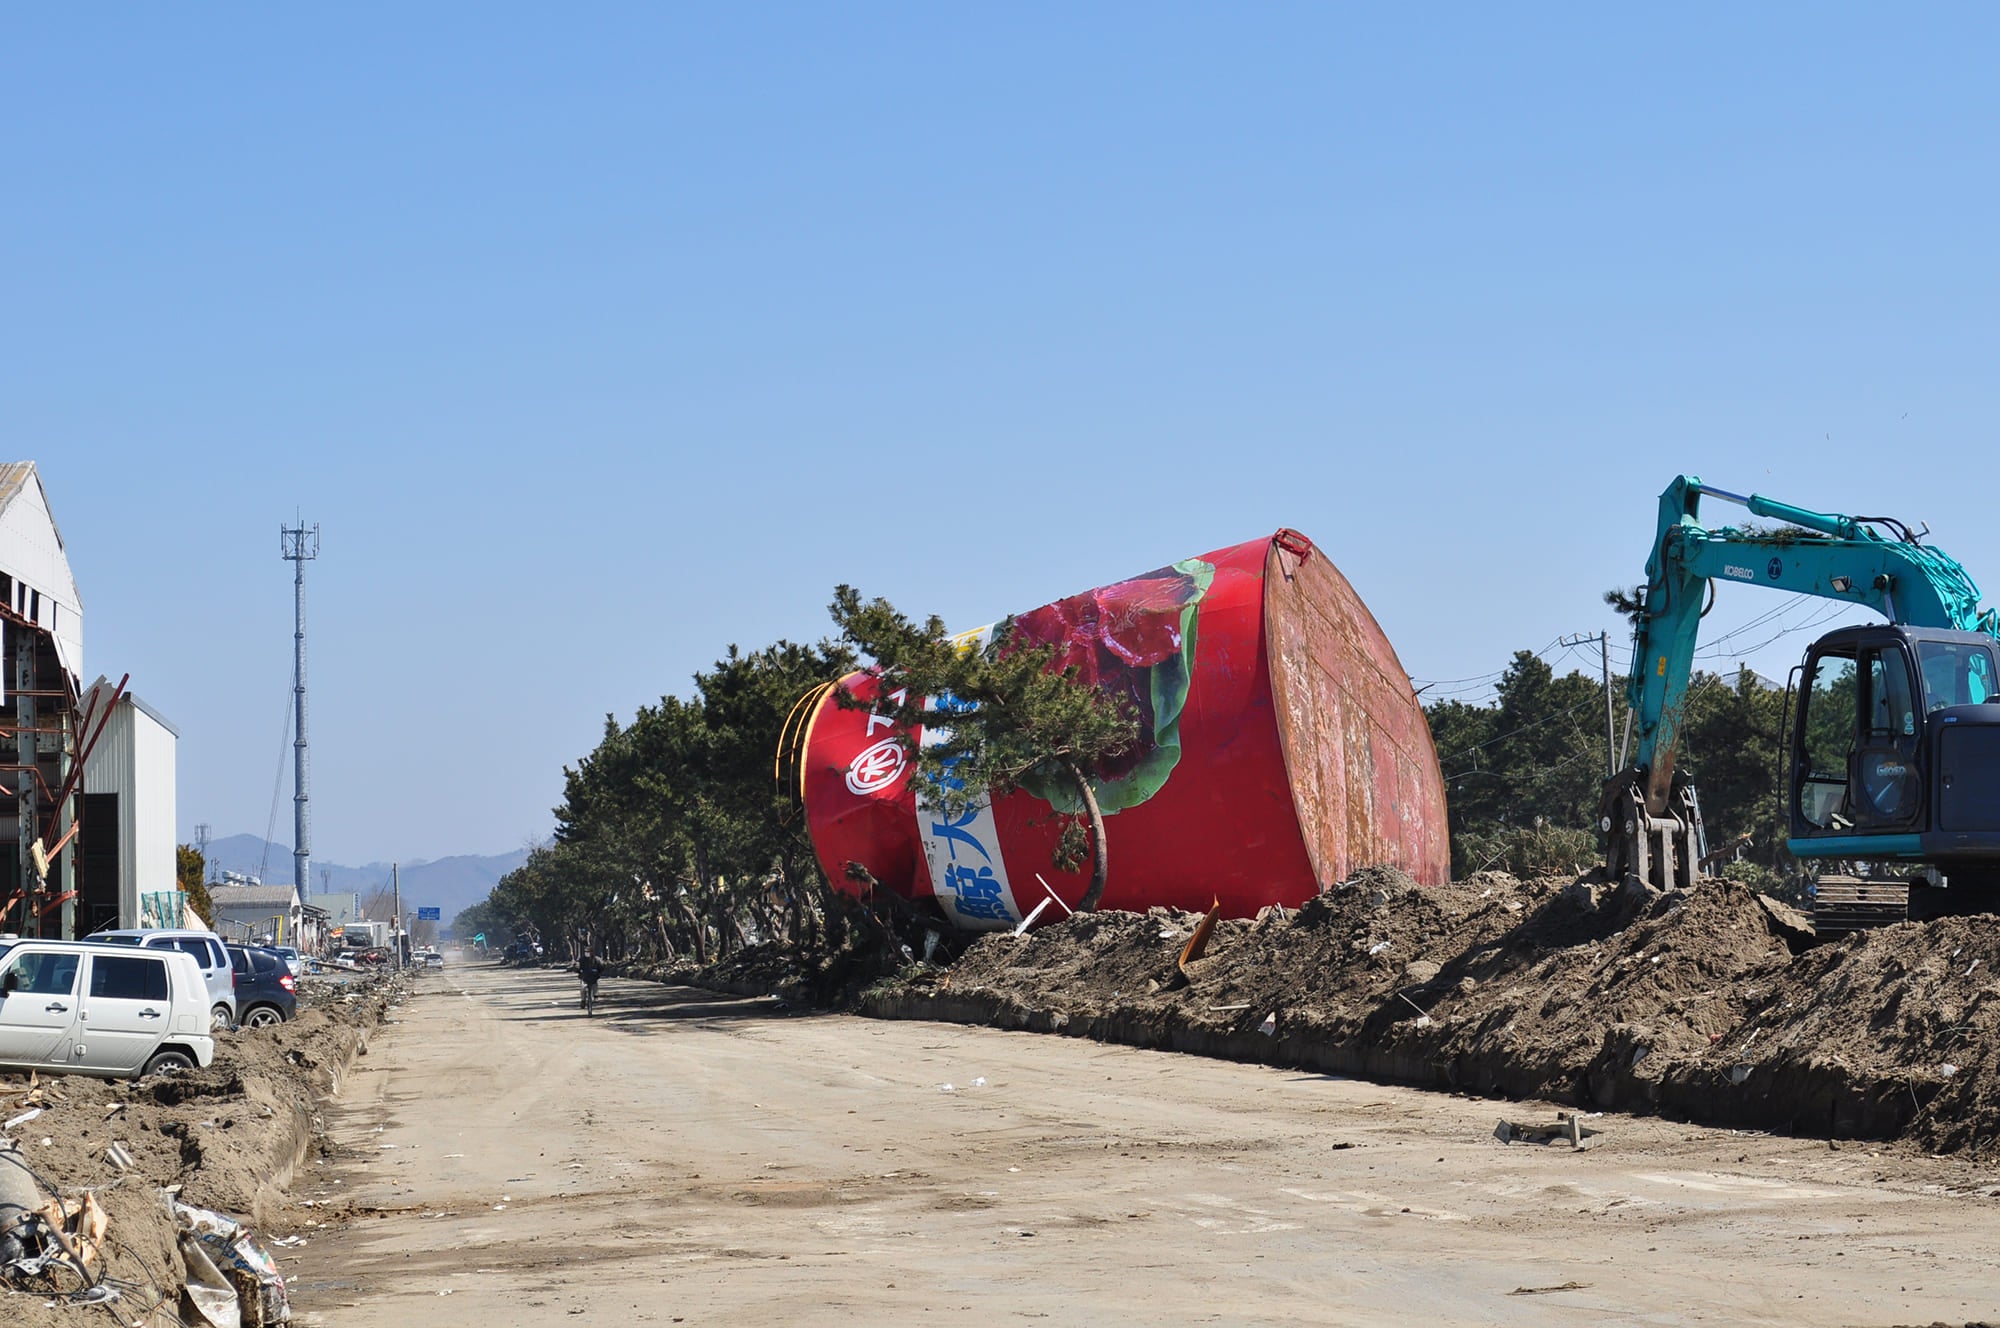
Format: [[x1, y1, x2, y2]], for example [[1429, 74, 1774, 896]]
[[0, 970, 404, 1327]]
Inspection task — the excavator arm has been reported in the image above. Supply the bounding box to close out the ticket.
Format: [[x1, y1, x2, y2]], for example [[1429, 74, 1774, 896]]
[[1607, 474, 1995, 886]]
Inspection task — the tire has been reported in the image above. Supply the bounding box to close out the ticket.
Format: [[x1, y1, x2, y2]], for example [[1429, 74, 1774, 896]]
[[210, 1004, 233, 1032], [242, 1005, 285, 1028], [142, 1049, 195, 1077]]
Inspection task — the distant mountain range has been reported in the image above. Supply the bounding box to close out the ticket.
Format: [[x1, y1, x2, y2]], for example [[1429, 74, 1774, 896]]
[[201, 834, 530, 927]]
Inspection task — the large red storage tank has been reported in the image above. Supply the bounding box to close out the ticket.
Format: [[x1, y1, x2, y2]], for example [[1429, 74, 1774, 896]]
[[799, 531, 1449, 929]]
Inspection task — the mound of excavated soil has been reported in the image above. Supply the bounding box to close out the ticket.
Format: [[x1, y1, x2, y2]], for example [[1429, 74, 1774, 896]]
[[851, 872, 2000, 1154], [0, 977, 395, 1328]]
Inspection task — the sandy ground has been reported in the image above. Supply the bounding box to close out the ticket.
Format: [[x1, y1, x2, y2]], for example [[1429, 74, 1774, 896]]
[[285, 964, 2000, 1327]]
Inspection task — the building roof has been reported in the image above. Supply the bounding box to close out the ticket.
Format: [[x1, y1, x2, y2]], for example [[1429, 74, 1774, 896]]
[[81, 676, 181, 740], [0, 462, 83, 684], [206, 884, 301, 909]]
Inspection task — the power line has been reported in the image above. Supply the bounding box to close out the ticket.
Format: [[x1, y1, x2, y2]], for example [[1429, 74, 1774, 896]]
[[1444, 740, 1606, 787], [1436, 692, 1605, 764], [1412, 637, 1574, 701], [1695, 598, 1858, 662]]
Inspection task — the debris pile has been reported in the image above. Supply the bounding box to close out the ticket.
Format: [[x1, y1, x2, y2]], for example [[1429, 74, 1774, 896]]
[[0, 970, 401, 1327], [852, 871, 2000, 1151], [174, 1197, 291, 1327]]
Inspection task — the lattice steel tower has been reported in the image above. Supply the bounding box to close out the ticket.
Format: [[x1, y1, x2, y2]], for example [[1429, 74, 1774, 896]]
[[282, 521, 319, 896]]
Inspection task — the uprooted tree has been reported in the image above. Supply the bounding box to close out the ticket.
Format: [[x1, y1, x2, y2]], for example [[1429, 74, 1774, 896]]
[[828, 585, 1139, 912]]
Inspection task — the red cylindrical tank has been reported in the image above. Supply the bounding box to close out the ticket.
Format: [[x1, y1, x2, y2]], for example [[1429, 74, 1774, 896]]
[[799, 531, 1449, 929]]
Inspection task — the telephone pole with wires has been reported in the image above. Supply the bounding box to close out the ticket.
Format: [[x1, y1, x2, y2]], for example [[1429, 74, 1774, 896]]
[[1559, 632, 1617, 777]]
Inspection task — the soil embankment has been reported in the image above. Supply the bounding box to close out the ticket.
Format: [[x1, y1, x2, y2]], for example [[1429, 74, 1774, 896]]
[[1, 975, 396, 1327], [690, 871, 2000, 1154]]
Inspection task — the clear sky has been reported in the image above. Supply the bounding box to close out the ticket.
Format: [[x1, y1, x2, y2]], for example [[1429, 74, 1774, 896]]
[[9, 7, 1998, 866]]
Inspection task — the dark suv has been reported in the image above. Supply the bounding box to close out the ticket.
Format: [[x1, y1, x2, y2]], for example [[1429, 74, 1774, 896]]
[[225, 945, 298, 1027]]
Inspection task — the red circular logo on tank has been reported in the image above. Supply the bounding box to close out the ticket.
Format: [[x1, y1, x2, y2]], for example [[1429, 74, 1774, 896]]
[[845, 738, 908, 795]]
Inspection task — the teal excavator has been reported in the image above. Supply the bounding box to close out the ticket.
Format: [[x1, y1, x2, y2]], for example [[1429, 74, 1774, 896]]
[[1606, 476, 2000, 927]]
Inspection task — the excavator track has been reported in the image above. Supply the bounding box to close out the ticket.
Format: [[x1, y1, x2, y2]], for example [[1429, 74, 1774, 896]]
[[1810, 875, 1909, 937]]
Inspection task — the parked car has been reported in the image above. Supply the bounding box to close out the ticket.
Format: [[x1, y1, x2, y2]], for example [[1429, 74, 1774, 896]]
[[268, 946, 304, 979], [225, 945, 298, 1027], [91, 929, 237, 1030], [0, 940, 217, 1078]]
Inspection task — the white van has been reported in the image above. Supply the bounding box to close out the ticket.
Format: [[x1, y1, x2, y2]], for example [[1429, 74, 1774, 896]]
[[90, 929, 238, 1029], [0, 940, 217, 1078]]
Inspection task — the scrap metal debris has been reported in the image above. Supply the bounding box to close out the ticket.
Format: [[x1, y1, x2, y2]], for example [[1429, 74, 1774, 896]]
[[0, 1140, 111, 1298], [174, 1196, 293, 1326], [1494, 1113, 1601, 1150]]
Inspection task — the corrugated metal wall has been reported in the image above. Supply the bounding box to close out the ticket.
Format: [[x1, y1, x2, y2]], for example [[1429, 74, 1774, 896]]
[[132, 710, 176, 900], [81, 697, 177, 928]]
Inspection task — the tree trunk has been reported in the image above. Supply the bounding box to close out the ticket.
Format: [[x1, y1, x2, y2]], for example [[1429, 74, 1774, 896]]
[[779, 851, 814, 949], [817, 879, 848, 951], [670, 892, 708, 965], [1069, 761, 1111, 912]]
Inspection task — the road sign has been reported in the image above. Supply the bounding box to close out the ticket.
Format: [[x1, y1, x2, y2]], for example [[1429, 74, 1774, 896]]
[[417, 907, 442, 920]]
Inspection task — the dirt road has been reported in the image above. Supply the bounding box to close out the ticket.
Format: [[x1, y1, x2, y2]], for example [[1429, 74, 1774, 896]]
[[289, 964, 2000, 1326]]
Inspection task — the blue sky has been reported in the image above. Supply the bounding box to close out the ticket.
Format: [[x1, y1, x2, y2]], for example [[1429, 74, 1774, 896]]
[[9, 7, 1998, 865]]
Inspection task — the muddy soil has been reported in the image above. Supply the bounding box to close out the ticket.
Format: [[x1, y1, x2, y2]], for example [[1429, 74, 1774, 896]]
[[692, 869, 2000, 1158], [0, 974, 395, 1328]]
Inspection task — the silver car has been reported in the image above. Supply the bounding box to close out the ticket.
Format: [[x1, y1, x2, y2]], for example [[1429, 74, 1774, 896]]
[[90, 929, 238, 1029]]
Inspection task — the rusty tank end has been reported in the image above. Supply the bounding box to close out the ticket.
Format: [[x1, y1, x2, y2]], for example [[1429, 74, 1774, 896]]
[[799, 530, 1449, 930], [1263, 531, 1451, 890]]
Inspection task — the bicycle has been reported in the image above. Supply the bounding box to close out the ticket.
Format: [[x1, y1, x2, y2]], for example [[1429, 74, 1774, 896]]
[[580, 976, 597, 1016]]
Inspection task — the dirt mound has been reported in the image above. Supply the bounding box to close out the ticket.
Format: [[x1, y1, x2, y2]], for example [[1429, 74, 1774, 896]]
[[1757, 917, 2000, 1151], [834, 870, 2000, 1154], [0, 973, 395, 1327]]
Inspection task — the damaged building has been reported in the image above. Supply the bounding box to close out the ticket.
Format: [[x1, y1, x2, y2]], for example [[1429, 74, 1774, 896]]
[[0, 462, 179, 938], [0, 462, 87, 936]]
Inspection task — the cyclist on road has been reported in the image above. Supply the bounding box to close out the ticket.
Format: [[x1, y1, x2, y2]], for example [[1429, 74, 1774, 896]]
[[578, 950, 605, 1013]]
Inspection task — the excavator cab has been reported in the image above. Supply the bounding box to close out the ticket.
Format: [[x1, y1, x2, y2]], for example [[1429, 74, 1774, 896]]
[[1788, 624, 2000, 920], [1792, 627, 1925, 839]]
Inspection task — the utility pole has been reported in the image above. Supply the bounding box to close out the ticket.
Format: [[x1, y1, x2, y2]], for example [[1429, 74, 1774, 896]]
[[1600, 633, 1616, 777], [281, 521, 319, 900], [1561, 632, 1618, 777], [391, 862, 402, 972]]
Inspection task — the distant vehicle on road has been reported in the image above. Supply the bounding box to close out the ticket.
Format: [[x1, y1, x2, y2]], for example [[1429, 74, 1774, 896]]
[[268, 945, 304, 979], [225, 945, 298, 1027]]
